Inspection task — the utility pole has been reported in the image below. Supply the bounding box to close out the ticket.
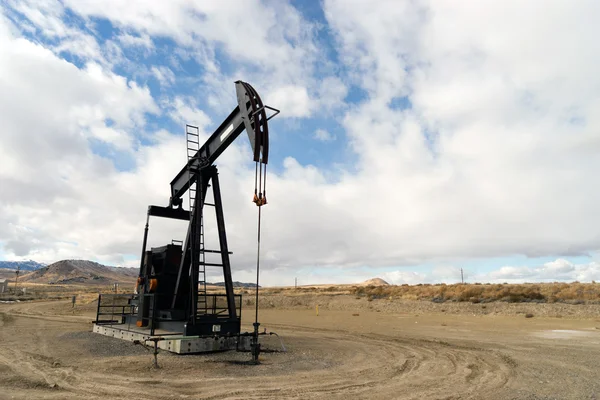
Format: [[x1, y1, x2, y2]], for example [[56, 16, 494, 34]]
[[14, 266, 20, 294], [461, 268, 464, 284], [295, 277, 297, 288]]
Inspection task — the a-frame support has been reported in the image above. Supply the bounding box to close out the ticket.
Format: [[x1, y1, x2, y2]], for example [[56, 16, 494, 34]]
[[211, 167, 237, 318], [171, 165, 237, 326]]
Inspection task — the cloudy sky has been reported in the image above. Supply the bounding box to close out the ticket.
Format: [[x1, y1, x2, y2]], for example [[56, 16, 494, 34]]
[[1, 0, 600, 286]]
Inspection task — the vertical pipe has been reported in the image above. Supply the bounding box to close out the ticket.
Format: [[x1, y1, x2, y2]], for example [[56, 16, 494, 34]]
[[251, 204, 262, 364], [95, 294, 101, 323], [139, 210, 150, 273], [254, 205, 261, 325], [151, 294, 156, 336], [172, 219, 192, 310], [14, 267, 20, 294]]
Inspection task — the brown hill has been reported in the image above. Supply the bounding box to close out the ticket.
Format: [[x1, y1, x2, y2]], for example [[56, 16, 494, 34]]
[[21, 260, 137, 285], [361, 278, 390, 286], [0, 269, 16, 281]]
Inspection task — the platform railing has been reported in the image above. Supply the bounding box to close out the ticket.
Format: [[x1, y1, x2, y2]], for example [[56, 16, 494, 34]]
[[197, 293, 242, 318], [95, 292, 242, 336], [95, 293, 136, 325]]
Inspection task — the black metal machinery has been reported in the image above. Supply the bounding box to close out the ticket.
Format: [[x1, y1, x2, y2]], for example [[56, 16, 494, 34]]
[[131, 81, 278, 348]]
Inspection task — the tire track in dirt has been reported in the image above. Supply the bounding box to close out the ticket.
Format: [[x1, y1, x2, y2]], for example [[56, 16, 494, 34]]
[[158, 328, 517, 400], [260, 323, 516, 396], [0, 303, 518, 399]]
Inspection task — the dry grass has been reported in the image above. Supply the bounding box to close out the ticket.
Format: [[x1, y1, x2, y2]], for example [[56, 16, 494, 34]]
[[260, 282, 600, 304], [4, 281, 600, 306], [0, 282, 126, 303]]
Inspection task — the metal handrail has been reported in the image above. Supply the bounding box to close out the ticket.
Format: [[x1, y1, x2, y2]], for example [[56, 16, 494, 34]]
[[95, 292, 243, 334]]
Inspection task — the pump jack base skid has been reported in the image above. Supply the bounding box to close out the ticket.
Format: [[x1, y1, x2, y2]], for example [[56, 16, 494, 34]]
[[92, 323, 252, 354]]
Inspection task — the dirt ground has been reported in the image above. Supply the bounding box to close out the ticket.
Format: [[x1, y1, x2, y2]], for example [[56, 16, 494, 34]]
[[1, 296, 600, 399]]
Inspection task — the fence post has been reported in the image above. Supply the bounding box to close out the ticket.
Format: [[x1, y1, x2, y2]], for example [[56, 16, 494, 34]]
[[95, 294, 101, 323], [151, 294, 156, 336]]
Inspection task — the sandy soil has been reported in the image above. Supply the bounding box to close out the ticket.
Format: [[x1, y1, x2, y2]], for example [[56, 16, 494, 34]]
[[1, 297, 600, 399]]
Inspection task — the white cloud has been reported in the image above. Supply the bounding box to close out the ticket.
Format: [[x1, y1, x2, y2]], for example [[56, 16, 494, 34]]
[[2, 0, 600, 289], [314, 129, 335, 142], [317, 76, 348, 112], [488, 266, 537, 281], [53, 32, 103, 61], [383, 271, 427, 285], [7, 0, 69, 38], [266, 85, 311, 118], [6, 0, 119, 67], [56, 0, 341, 118], [0, 12, 159, 263], [166, 97, 211, 128], [151, 66, 175, 86], [323, 0, 420, 102], [117, 33, 153, 50], [313, 0, 600, 266], [479, 259, 600, 283]]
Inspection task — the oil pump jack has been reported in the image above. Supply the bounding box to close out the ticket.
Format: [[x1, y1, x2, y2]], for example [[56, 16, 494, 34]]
[[93, 81, 278, 360]]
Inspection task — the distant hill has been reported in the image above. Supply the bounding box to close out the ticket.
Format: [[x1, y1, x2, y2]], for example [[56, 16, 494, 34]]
[[210, 281, 260, 288], [21, 260, 137, 285], [361, 278, 390, 286], [3, 259, 257, 287], [0, 260, 46, 271], [0, 269, 16, 280]]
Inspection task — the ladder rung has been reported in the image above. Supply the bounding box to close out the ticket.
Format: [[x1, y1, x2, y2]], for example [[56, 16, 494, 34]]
[[186, 131, 199, 136], [187, 140, 199, 144], [204, 203, 215, 206], [200, 249, 233, 254], [201, 262, 224, 267]]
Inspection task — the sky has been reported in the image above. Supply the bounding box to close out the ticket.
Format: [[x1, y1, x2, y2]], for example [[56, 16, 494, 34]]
[[1, 0, 600, 286]]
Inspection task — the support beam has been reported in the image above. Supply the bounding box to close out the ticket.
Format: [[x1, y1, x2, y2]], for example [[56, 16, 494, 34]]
[[210, 167, 237, 319], [148, 206, 190, 221], [171, 173, 210, 311], [170, 106, 245, 201]]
